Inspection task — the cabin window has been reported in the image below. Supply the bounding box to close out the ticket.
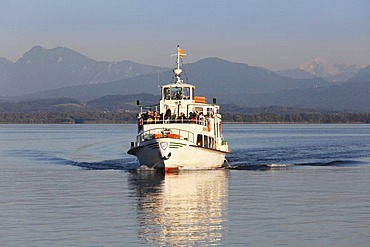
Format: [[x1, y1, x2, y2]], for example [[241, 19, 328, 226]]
[[197, 134, 203, 146], [194, 107, 204, 114], [182, 87, 190, 100], [164, 87, 171, 100], [207, 107, 214, 117], [163, 86, 192, 100], [197, 135, 214, 148], [204, 135, 209, 148], [210, 137, 214, 149], [171, 87, 182, 100]]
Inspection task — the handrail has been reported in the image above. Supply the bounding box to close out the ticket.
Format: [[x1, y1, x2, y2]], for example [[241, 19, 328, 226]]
[[141, 117, 208, 126], [139, 127, 195, 144]]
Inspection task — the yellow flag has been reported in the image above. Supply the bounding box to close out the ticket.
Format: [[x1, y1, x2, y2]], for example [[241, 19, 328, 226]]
[[178, 47, 184, 58]]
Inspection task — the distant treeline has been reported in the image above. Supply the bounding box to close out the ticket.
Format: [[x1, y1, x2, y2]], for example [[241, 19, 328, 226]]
[[0, 112, 136, 124], [222, 112, 370, 124], [1, 111, 370, 124]]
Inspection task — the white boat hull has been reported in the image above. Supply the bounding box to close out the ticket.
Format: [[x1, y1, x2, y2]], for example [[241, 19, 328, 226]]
[[128, 138, 227, 171]]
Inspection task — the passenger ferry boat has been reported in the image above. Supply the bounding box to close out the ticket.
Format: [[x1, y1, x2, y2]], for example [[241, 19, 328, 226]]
[[127, 46, 230, 171]]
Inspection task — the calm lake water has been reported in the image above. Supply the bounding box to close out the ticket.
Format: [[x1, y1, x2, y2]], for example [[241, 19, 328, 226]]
[[1, 124, 370, 246]]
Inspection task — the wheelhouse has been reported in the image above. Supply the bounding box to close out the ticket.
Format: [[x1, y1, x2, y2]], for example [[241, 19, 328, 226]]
[[159, 83, 219, 119], [163, 85, 193, 101]]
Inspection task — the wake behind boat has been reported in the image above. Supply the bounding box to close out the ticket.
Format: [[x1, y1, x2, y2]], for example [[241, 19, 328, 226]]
[[127, 46, 230, 172]]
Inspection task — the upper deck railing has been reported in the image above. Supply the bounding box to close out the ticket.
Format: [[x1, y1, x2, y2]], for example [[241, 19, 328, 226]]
[[143, 118, 207, 126]]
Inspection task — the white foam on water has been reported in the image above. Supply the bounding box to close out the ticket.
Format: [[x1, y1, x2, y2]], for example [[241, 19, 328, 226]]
[[268, 163, 293, 168]]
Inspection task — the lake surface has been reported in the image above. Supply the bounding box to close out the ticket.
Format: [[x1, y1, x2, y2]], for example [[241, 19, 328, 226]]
[[1, 124, 370, 246]]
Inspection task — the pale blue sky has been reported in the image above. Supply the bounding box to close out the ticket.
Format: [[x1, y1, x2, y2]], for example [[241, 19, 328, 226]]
[[1, 0, 369, 69]]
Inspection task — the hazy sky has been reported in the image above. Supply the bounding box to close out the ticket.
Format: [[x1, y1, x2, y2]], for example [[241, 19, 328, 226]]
[[1, 0, 369, 70]]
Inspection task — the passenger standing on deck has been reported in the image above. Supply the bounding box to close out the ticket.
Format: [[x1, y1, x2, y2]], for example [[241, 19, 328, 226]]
[[164, 105, 171, 123], [153, 111, 160, 123], [189, 112, 196, 123], [199, 112, 205, 125], [177, 112, 187, 123]]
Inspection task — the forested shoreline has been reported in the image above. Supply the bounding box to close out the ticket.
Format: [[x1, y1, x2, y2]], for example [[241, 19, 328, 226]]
[[1, 111, 370, 124]]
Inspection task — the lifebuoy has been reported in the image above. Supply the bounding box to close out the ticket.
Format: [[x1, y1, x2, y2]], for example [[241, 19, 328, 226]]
[[207, 119, 211, 132]]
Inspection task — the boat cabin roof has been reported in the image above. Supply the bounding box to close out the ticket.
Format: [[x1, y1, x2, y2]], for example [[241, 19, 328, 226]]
[[161, 83, 194, 88]]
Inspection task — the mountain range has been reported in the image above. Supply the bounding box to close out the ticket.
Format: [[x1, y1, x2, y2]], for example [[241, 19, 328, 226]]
[[276, 57, 360, 82], [0, 46, 168, 96], [1, 46, 370, 112], [12, 57, 333, 102], [0, 46, 333, 97]]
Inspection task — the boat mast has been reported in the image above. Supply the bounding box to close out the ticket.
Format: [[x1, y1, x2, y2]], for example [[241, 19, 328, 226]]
[[171, 45, 186, 84]]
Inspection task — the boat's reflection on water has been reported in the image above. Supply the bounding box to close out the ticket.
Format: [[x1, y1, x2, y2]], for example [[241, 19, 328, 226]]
[[128, 169, 229, 246]]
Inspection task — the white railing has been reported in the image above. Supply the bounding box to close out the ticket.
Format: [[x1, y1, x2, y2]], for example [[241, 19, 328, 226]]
[[138, 128, 195, 144]]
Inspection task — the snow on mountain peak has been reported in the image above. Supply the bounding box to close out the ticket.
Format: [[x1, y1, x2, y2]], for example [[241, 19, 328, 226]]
[[0, 57, 13, 65], [299, 57, 339, 77]]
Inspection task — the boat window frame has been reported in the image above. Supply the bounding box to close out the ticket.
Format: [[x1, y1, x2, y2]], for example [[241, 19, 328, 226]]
[[162, 86, 192, 101], [171, 87, 182, 100], [197, 134, 203, 146], [182, 87, 191, 100], [209, 137, 214, 149], [204, 135, 209, 148], [163, 87, 171, 100]]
